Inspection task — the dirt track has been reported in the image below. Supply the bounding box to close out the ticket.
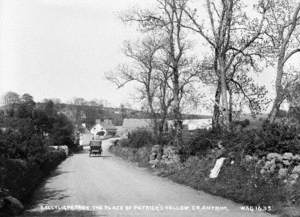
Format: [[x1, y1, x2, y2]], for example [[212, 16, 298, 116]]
[[21, 139, 276, 217]]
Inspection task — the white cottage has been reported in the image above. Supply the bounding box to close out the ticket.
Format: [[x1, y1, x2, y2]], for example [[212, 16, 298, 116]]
[[90, 123, 106, 135]]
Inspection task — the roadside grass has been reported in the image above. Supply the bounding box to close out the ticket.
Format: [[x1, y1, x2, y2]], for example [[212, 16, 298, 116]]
[[109, 121, 300, 217]]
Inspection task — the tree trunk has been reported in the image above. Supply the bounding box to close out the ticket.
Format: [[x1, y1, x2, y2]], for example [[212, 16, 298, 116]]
[[268, 60, 285, 123], [219, 59, 230, 131], [147, 93, 159, 139], [157, 107, 168, 145], [152, 119, 159, 140], [229, 88, 233, 123], [212, 80, 221, 130], [173, 69, 183, 147], [158, 117, 166, 145], [269, 91, 285, 123]]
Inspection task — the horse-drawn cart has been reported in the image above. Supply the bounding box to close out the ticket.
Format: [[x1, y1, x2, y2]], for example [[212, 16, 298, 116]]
[[89, 140, 102, 157]]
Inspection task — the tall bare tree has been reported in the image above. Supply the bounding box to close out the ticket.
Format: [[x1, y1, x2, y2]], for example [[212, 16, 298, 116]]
[[122, 0, 197, 146], [264, 0, 300, 122], [107, 36, 162, 137], [183, 0, 269, 130]]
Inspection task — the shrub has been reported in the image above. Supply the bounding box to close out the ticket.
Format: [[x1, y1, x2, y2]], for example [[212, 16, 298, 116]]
[[40, 150, 66, 172], [0, 98, 77, 161], [232, 119, 250, 128], [289, 106, 300, 123], [121, 129, 155, 148], [46, 113, 76, 151], [244, 121, 300, 156], [0, 149, 66, 201], [179, 129, 220, 161], [118, 138, 130, 147], [159, 132, 173, 146], [179, 121, 300, 162], [0, 159, 42, 199]]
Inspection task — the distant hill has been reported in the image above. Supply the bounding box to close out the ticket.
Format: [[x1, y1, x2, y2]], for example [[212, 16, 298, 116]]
[[2, 102, 211, 128], [36, 103, 151, 127]]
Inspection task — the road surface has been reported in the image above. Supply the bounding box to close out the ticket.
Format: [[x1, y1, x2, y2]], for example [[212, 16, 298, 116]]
[[21, 139, 275, 217]]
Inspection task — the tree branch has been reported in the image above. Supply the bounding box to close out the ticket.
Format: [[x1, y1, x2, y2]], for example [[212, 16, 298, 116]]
[[283, 48, 300, 64]]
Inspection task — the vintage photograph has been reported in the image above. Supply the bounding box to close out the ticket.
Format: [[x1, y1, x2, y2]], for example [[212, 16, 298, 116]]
[[0, 0, 300, 216]]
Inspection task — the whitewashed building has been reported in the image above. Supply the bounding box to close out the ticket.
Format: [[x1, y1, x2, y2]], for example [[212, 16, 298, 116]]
[[120, 118, 212, 136]]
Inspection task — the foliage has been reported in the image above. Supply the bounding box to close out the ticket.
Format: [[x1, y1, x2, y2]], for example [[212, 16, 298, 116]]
[[111, 127, 300, 210], [110, 122, 300, 213], [119, 129, 156, 149], [46, 114, 75, 149], [0, 94, 73, 205], [179, 129, 218, 160], [0, 150, 66, 202], [0, 95, 77, 163], [0, 118, 47, 163], [232, 119, 250, 128], [179, 121, 300, 162], [244, 121, 300, 156]]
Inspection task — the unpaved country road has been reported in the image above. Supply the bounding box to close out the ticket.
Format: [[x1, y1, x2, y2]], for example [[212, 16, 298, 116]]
[[21, 139, 276, 217]]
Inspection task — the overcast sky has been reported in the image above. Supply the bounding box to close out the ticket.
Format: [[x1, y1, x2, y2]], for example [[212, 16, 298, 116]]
[[0, 0, 154, 106], [0, 0, 299, 112]]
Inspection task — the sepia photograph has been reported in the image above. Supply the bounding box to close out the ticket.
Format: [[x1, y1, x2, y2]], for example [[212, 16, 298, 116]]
[[0, 0, 300, 216]]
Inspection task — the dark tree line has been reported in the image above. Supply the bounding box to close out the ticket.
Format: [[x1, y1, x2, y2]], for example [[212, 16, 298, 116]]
[[0, 93, 76, 162]]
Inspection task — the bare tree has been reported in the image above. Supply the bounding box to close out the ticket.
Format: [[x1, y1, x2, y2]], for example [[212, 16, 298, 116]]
[[183, 0, 269, 130], [107, 36, 163, 137], [122, 0, 198, 146], [2, 91, 20, 105], [151, 57, 174, 141], [264, 0, 300, 122], [229, 68, 270, 119], [72, 97, 87, 106]]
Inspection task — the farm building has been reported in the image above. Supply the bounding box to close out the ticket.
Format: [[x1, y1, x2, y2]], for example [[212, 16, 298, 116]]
[[120, 118, 212, 136]]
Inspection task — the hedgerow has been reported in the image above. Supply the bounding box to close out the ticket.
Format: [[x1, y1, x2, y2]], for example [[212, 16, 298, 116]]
[[0, 97, 75, 204]]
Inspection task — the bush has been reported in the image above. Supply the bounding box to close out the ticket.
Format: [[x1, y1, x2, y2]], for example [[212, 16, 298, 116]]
[[232, 119, 250, 128], [179, 121, 300, 161], [120, 129, 155, 148], [0, 98, 77, 161], [46, 113, 76, 151], [159, 132, 173, 146], [0, 121, 47, 162], [289, 106, 300, 123], [243, 121, 300, 156], [39, 150, 66, 174], [0, 159, 40, 200], [0, 149, 66, 202], [0, 96, 72, 206], [179, 129, 223, 161], [176, 122, 300, 207]]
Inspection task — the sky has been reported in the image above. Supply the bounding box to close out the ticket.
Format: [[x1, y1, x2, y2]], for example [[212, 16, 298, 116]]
[[0, 0, 299, 112], [0, 0, 153, 107]]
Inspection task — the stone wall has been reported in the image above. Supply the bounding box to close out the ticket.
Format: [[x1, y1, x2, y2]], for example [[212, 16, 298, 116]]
[[109, 141, 300, 216], [109, 145, 151, 167]]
